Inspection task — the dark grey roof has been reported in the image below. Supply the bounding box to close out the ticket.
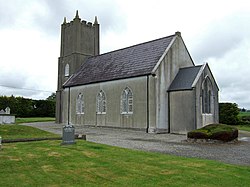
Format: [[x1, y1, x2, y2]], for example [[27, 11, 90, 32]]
[[168, 65, 202, 91], [64, 35, 175, 87]]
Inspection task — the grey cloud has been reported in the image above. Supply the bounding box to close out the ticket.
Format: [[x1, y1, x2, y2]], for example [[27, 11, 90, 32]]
[[0, 0, 127, 36], [192, 12, 250, 62]]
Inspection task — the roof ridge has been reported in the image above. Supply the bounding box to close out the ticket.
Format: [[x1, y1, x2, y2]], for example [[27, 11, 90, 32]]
[[89, 34, 176, 59]]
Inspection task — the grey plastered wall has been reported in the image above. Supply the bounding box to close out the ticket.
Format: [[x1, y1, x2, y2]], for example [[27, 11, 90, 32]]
[[195, 65, 219, 129], [169, 90, 195, 134], [62, 76, 148, 130], [153, 34, 194, 132]]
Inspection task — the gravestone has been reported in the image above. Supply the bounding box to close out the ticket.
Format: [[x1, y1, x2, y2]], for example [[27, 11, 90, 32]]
[[0, 107, 15, 124], [5, 107, 10, 114], [61, 123, 76, 145]]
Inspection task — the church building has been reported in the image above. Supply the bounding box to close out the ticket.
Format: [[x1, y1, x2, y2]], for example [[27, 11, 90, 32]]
[[56, 11, 219, 134]]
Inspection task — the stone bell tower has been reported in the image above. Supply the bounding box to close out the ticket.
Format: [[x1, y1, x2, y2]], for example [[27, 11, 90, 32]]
[[56, 10, 100, 123]]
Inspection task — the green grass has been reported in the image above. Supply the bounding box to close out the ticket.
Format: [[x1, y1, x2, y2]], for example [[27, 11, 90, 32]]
[[237, 112, 250, 132], [0, 125, 59, 139], [16, 117, 55, 124], [237, 125, 250, 132], [0, 123, 250, 186], [0, 140, 249, 187], [238, 111, 250, 118]]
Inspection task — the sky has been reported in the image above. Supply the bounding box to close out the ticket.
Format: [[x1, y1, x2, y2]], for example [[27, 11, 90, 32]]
[[0, 0, 250, 109]]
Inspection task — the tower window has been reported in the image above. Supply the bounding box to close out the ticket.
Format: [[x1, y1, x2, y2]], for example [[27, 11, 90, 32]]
[[96, 90, 106, 114], [121, 87, 133, 114], [65, 64, 69, 77], [76, 93, 84, 114]]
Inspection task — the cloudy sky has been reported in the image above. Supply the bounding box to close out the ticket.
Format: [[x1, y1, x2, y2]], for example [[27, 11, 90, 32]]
[[0, 0, 250, 109]]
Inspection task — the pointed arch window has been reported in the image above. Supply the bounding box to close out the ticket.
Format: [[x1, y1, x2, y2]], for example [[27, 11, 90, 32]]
[[97, 90, 106, 114], [121, 87, 133, 114], [202, 77, 213, 114], [76, 93, 84, 114], [65, 64, 69, 77]]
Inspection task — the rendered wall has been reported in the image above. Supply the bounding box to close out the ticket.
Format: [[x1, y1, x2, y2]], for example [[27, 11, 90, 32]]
[[152, 34, 194, 133], [62, 76, 148, 130], [169, 90, 195, 134]]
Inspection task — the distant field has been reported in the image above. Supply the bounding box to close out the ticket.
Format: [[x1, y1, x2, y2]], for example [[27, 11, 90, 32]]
[[238, 111, 250, 117]]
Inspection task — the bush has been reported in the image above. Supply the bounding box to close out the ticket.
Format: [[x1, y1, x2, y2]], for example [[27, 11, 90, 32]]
[[219, 103, 239, 125], [188, 124, 238, 142]]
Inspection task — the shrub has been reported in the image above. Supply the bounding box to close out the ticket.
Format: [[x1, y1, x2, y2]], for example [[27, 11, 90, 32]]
[[219, 103, 239, 125], [187, 124, 238, 142]]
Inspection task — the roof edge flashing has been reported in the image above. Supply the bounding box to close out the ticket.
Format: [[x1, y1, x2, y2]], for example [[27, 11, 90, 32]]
[[151, 35, 177, 74]]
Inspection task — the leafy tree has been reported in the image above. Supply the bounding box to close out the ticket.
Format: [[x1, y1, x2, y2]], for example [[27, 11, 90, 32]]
[[0, 95, 55, 117], [46, 92, 56, 102], [33, 100, 55, 117], [219, 103, 239, 125]]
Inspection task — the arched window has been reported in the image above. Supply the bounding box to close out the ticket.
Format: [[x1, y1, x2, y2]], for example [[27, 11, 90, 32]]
[[65, 64, 69, 77], [97, 90, 106, 114], [121, 87, 133, 114], [76, 93, 84, 114], [202, 77, 213, 114]]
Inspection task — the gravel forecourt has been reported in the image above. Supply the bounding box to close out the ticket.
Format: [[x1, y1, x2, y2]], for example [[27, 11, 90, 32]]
[[21, 122, 250, 166]]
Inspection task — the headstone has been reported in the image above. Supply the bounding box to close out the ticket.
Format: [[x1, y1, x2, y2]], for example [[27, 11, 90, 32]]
[[61, 123, 76, 145], [5, 107, 10, 114], [0, 110, 5, 114]]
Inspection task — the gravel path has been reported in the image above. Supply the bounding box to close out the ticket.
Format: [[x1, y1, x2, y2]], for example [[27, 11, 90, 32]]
[[21, 122, 250, 166]]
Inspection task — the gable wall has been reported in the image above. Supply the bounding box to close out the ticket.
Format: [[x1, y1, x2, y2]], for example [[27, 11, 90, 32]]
[[153, 35, 194, 132], [62, 76, 148, 130], [194, 65, 219, 129]]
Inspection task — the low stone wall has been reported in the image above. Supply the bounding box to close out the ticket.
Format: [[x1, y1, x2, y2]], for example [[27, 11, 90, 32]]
[[0, 115, 16, 124]]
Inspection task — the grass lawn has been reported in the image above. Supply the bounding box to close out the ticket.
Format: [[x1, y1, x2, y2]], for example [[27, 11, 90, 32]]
[[16, 117, 55, 124], [0, 121, 250, 186], [0, 140, 249, 187], [0, 125, 59, 139]]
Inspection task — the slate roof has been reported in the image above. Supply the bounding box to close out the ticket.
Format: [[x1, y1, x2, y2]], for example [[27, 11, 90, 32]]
[[168, 65, 202, 91], [64, 35, 175, 87]]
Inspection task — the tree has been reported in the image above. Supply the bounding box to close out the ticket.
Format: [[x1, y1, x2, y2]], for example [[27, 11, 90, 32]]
[[241, 108, 246, 112], [46, 92, 56, 101], [219, 103, 239, 125]]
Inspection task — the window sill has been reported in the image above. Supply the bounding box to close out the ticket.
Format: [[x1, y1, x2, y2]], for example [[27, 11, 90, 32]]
[[96, 112, 106, 115], [121, 112, 133, 115]]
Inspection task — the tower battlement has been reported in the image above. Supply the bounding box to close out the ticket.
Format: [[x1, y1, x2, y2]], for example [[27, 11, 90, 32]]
[[62, 18, 98, 28], [62, 10, 99, 29], [60, 10, 99, 57]]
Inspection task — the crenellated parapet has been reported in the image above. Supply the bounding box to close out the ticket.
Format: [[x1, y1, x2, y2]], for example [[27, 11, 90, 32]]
[[62, 10, 99, 28], [60, 10, 100, 57]]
